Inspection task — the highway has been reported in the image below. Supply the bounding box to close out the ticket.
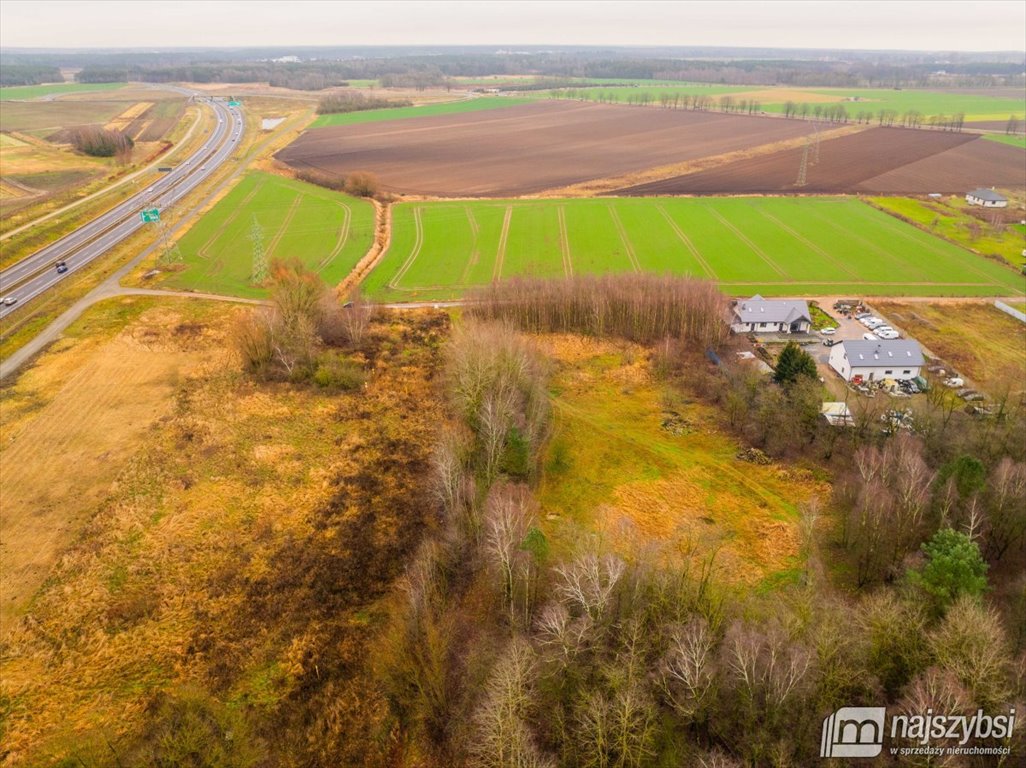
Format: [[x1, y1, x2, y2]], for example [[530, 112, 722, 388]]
[[0, 88, 244, 319]]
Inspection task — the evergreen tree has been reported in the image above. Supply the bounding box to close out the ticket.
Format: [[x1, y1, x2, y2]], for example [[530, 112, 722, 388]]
[[773, 341, 817, 385]]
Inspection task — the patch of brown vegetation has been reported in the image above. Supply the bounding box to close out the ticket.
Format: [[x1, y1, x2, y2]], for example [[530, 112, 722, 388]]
[[0, 304, 449, 765]]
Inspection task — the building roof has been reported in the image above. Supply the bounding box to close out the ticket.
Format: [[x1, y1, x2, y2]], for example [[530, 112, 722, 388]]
[[840, 339, 925, 368], [967, 188, 1007, 202], [733, 295, 811, 324]]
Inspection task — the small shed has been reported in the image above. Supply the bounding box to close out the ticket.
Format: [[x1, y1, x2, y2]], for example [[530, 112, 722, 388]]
[[965, 188, 1008, 207], [820, 402, 854, 426]]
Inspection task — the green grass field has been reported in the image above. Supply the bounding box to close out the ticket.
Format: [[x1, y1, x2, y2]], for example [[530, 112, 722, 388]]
[[364, 197, 1026, 301], [161, 172, 376, 298], [310, 95, 536, 128], [983, 133, 1026, 149], [0, 82, 125, 101], [546, 84, 1024, 122], [870, 196, 1026, 269]]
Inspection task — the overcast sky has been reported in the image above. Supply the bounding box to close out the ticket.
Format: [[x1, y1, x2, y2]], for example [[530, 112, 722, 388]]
[[2, 0, 1024, 52]]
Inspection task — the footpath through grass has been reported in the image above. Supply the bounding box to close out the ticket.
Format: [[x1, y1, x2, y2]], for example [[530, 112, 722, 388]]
[[0, 82, 125, 101], [310, 95, 536, 127], [161, 171, 376, 298], [363, 196, 1026, 301]]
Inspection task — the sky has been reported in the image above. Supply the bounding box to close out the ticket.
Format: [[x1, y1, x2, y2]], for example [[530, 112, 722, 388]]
[[1, 0, 1024, 52]]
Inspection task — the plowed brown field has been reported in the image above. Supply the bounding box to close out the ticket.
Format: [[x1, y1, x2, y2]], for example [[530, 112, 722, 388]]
[[276, 100, 813, 197], [615, 127, 1022, 195], [857, 137, 1026, 192]]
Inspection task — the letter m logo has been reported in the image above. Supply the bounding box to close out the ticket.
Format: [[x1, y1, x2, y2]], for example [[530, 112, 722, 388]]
[[821, 707, 886, 758]]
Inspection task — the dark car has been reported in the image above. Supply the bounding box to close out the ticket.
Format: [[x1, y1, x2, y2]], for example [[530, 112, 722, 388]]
[[56, 261, 68, 273]]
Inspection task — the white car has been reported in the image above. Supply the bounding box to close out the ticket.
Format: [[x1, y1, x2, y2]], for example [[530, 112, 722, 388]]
[[820, 327, 837, 335], [877, 329, 900, 339], [2, 296, 17, 306], [863, 332, 879, 341]]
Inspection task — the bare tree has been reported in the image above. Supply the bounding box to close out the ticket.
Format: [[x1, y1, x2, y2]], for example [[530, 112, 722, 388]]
[[485, 483, 537, 625], [660, 618, 716, 723], [554, 553, 626, 620], [930, 597, 1013, 710], [469, 639, 554, 768]]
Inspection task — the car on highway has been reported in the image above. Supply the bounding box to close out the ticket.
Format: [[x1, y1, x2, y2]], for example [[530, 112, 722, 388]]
[[55, 261, 68, 273], [2, 296, 18, 306]]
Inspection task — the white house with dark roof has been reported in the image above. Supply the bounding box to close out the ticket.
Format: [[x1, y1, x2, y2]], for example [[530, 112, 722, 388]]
[[828, 339, 925, 382], [965, 188, 1008, 208], [730, 295, 811, 335]]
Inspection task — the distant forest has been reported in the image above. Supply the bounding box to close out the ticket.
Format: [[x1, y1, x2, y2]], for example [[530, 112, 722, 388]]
[[2, 47, 1024, 91]]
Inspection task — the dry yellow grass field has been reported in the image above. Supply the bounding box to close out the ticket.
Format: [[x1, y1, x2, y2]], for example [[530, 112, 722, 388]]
[[0, 302, 446, 763], [535, 334, 827, 585], [0, 297, 237, 633]]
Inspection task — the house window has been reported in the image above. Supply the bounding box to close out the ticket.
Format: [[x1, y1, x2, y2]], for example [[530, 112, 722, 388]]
[[885, 370, 893, 375], [903, 370, 910, 374]]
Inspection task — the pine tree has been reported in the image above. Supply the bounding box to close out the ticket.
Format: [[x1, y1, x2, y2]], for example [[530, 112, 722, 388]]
[[773, 341, 817, 385]]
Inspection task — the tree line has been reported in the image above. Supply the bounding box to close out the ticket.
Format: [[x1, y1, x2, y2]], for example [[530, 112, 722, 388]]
[[371, 275, 1025, 766], [0, 64, 62, 86], [316, 91, 412, 115]]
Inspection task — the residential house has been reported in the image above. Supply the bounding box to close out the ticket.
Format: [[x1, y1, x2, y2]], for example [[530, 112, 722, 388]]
[[730, 295, 811, 334], [828, 339, 925, 382], [965, 188, 1008, 208]]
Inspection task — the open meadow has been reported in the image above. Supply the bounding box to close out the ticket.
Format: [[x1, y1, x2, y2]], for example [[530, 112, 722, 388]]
[[535, 334, 823, 587], [363, 196, 1026, 300], [160, 171, 376, 297]]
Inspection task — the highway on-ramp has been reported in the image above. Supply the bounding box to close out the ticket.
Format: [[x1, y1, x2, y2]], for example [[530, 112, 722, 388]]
[[0, 89, 244, 319]]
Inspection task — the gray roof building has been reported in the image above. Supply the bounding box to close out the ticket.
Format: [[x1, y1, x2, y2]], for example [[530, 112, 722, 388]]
[[838, 339, 925, 368], [732, 295, 811, 325], [966, 188, 1007, 203]]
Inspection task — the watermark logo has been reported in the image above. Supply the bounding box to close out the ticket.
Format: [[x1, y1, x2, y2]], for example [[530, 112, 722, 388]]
[[821, 707, 886, 758], [820, 705, 1016, 759]]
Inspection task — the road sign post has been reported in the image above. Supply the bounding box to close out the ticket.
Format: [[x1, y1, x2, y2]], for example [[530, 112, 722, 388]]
[[140, 208, 160, 223], [228, 100, 241, 107]]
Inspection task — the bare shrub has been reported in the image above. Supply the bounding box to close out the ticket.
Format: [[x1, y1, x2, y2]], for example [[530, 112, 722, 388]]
[[67, 125, 134, 158], [344, 170, 381, 198], [317, 91, 412, 115], [469, 273, 728, 348], [445, 320, 550, 482]]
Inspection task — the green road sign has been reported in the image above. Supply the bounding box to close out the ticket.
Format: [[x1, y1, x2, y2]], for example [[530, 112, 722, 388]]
[[228, 100, 241, 107], [140, 208, 160, 223]]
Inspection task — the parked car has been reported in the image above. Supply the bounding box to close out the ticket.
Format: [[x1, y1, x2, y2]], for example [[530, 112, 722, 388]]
[[819, 327, 837, 335], [855, 312, 872, 320], [943, 377, 965, 388], [55, 260, 68, 273], [863, 332, 879, 341], [863, 318, 885, 329], [823, 338, 839, 347], [877, 329, 900, 339], [2, 296, 17, 306]]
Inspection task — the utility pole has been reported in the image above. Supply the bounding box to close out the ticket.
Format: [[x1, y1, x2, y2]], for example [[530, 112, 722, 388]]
[[796, 137, 810, 187]]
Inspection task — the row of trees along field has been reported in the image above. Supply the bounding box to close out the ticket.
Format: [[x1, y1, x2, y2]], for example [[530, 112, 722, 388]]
[[363, 275, 1025, 767], [550, 88, 980, 131], [316, 91, 413, 114]]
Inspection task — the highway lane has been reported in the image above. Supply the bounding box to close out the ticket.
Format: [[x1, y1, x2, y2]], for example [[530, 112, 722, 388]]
[[0, 89, 244, 318]]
